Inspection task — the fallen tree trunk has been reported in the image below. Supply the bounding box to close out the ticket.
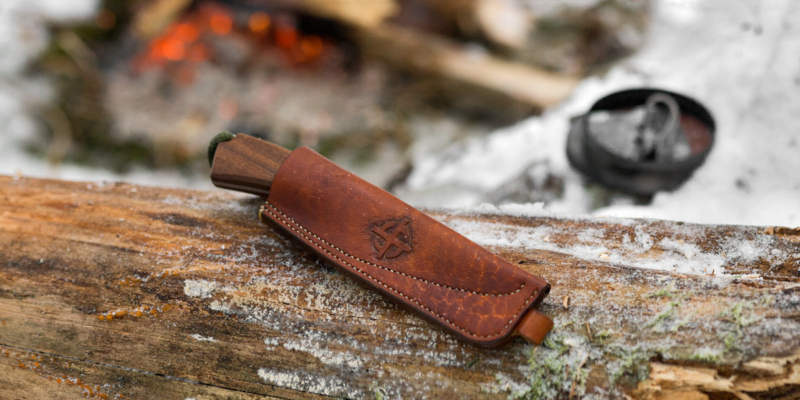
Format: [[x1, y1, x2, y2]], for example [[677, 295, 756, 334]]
[[0, 175, 798, 399]]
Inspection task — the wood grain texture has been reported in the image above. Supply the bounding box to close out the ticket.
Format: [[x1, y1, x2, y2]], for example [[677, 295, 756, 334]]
[[210, 134, 291, 197], [1, 175, 799, 399]]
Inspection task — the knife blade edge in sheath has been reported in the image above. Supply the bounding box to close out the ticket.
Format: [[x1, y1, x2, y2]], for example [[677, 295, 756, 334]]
[[209, 133, 553, 348]]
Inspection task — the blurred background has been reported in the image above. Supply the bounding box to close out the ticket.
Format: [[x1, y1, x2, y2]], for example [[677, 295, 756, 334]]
[[0, 0, 798, 227]]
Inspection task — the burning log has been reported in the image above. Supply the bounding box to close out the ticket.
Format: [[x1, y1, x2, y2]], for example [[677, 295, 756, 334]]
[[301, 0, 398, 28], [355, 23, 578, 110], [220, 0, 575, 109], [134, 0, 193, 39], [256, 0, 575, 109], [1, 176, 799, 398]]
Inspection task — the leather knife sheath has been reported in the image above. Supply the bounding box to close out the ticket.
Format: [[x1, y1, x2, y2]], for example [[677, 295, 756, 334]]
[[210, 134, 553, 348]]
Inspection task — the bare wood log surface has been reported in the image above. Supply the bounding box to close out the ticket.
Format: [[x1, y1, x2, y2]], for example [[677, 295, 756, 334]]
[[1, 175, 799, 399]]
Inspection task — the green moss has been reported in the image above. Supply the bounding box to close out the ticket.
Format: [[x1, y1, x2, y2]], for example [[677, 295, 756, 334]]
[[372, 385, 387, 400], [608, 347, 652, 385], [594, 330, 613, 343], [723, 331, 740, 351], [559, 321, 575, 330], [520, 348, 571, 398], [499, 334, 590, 399], [717, 301, 756, 353], [669, 312, 696, 333], [729, 302, 756, 327], [647, 288, 674, 299], [543, 335, 569, 354], [646, 301, 681, 331], [689, 350, 722, 363]]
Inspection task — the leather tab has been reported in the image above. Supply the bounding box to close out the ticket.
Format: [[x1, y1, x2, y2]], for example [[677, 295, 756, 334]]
[[516, 310, 554, 345]]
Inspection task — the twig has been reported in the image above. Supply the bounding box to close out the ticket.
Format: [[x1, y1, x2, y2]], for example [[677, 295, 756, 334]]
[[570, 354, 588, 399]]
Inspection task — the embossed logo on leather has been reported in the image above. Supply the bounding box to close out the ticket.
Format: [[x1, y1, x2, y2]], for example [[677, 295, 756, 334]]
[[371, 218, 412, 259]]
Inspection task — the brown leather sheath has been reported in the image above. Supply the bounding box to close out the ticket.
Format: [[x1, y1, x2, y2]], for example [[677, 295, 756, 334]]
[[259, 146, 553, 347]]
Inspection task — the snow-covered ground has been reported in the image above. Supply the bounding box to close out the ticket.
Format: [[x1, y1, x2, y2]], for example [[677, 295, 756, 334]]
[[400, 0, 800, 227], [1, 0, 798, 227]]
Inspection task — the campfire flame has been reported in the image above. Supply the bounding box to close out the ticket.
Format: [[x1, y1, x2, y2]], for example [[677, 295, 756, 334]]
[[248, 12, 270, 35], [134, 2, 328, 85]]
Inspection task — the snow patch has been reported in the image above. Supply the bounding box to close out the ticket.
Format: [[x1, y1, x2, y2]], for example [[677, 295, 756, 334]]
[[400, 0, 800, 228], [281, 330, 364, 369], [440, 216, 729, 275], [257, 369, 362, 398], [183, 279, 218, 299], [189, 334, 217, 342]]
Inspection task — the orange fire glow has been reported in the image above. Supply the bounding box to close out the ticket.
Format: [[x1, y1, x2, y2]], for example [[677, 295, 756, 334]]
[[186, 43, 209, 62], [300, 36, 324, 58], [274, 24, 298, 50], [173, 22, 200, 42], [248, 12, 271, 34], [134, 2, 327, 84], [209, 11, 232, 35], [160, 38, 186, 61]]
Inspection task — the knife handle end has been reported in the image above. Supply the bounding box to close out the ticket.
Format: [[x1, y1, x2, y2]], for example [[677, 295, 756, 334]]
[[210, 133, 291, 197]]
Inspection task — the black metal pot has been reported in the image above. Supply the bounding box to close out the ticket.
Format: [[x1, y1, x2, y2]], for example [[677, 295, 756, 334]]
[[566, 88, 716, 196]]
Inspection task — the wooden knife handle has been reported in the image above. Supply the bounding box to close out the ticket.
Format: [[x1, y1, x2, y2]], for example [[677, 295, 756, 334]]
[[209, 133, 291, 197]]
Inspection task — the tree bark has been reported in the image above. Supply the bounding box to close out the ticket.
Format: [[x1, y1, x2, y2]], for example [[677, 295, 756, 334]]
[[0, 176, 798, 399]]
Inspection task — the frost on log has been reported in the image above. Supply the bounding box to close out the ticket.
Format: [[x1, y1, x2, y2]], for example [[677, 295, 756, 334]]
[[1, 176, 799, 399]]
